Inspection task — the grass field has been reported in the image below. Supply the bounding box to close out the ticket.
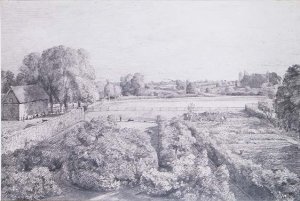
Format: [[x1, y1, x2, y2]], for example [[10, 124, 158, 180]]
[[86, 96, 267, 121], [98, 96, 267, 108]]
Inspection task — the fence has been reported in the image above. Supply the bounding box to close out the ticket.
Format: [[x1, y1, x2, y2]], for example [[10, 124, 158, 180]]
[[87, 106, 244, 113], [2, 108, 84, 154]]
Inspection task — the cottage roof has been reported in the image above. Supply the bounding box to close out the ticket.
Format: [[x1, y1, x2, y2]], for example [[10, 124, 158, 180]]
[[10, 85, 49, 103]]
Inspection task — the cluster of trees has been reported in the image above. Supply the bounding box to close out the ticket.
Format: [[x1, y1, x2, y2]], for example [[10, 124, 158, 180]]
[[186, 81, 197, 94], [275, 64, 300, 133], [175, 80, 186, 90], [120, 73, 145, 96], [175, 80, 197, 94], [2, 45, 97, 112], [240, 72, 281, 88], [104, 81, 122, 100]]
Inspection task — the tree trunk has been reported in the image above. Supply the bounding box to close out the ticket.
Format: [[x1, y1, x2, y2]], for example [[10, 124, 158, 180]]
[[78, 101, 81, 107], [59, 103, 63, 113], [49, 95, 53, 113], [64, 100, 68, 112]]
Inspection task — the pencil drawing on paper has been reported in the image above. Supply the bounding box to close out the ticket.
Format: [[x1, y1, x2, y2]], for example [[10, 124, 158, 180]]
[[1, 1, 299, 201]]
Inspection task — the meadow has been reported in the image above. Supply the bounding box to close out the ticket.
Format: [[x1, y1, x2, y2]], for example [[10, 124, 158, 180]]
[[86, 96, 267, 121]]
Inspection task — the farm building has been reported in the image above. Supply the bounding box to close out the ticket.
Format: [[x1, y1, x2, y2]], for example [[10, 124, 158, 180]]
[[2, 85, 49, 121]]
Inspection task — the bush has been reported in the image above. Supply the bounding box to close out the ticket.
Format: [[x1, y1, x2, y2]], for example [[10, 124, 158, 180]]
[[2, 167, 61, 200], [258, 101, 275, 122], [139, 118, 236, 201], [2, 117, 158, 198], [140, 169, 179, 196], [63, 117, 158, 190]]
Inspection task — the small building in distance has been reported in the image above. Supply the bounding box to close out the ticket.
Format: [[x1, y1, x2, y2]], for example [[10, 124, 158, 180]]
[[2, 85, 49, 121]]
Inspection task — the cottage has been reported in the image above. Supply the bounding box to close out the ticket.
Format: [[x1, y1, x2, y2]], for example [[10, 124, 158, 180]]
[[2, 85, 49, 120]]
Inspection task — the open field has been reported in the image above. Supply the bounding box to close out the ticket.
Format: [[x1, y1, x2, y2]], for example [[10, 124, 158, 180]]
[[86, 96, 267, 121], [95, 96, 267, 109]]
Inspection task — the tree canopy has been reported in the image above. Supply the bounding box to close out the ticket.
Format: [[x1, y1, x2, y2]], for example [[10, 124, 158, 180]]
[[120, 73, 145, 96], [186, 81, 196, 94], [1, 70, 16, 93], [240, 74, 266, 88], [12, 45, 97, 112], [176, 80, 186, 91], [275, 64, 300, 133], [240, 72, 281, 88], [104, 81, 121, 100]]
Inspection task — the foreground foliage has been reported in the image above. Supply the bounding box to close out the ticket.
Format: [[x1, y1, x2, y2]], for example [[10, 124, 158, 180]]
[[2, 114, 298, 200], [140, 118, 236, 201], [1, 167, 61, 200]]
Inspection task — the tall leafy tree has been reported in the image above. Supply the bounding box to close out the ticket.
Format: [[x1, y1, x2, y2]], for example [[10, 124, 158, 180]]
[[120, 73, 145, 96], [1, 70, 16, 93], [104, 81, 115, 100], [16, 53, 41, 85], [176, 80, 186, 91], [267, 72, 282, 86], [240, 74, 267, 88], [275, 64, 300, 133], [186, 81, 196, 94], [38, 45, 96, 112], [131, 73, 145, 96]]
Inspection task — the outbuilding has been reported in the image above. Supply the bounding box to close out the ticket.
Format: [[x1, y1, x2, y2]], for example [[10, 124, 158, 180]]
[[2, 85, 49, 120]]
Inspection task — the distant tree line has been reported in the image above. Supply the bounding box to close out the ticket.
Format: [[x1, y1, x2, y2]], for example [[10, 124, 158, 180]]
[[175, 80, 197, 94], [240, 72, 281, 88], [2, 45, 97, 112]]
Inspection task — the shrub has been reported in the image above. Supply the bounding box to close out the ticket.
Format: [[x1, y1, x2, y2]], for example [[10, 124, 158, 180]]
[[64, 118, 158, 190], [140, 118, 236, 201], [2, 117, 157, 198], [140, 169, 179, 196], [2, 167, 61, 200], [258, 101, 275, 122]]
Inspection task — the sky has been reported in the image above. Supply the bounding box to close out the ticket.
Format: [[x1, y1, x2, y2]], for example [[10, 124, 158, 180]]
[[1, 0, 300, 82]]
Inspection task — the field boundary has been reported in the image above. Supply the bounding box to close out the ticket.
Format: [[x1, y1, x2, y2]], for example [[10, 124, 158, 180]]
[[2, 108, 84, 153], [87, 106, 244, 112]]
